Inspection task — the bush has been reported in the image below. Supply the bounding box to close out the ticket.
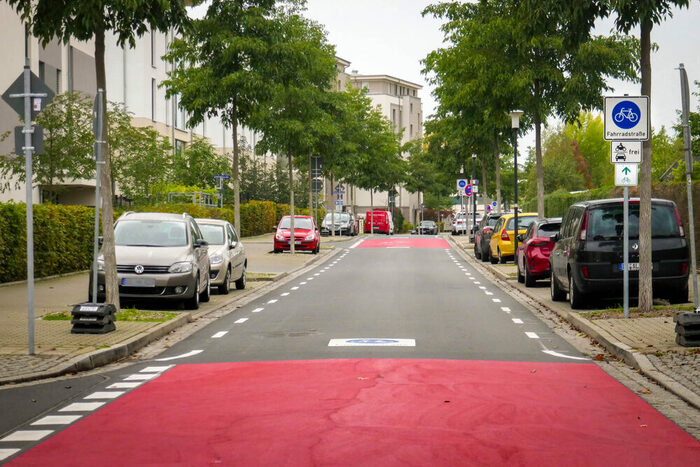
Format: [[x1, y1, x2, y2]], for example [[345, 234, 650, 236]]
[[403, 222, 414, 233]]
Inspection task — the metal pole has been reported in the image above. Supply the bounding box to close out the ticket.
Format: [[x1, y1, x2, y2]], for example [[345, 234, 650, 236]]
[[23, 39, 35, 355], [513, 127, 519, 255], [624, 186, 630, 318], [679, 64, 699, 311], [472, 157, 476, 242], [92, 89, 104, 303]]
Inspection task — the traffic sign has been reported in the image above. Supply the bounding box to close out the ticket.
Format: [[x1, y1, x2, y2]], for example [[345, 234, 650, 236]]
[[213, 174, 231, 179], [465, 184, 472, 197], [14, 126, 43, 155], [604, 96, 649, 141], [2, 71, 55, 121], [610, 141, 642, 164], [614, 163, 638, 187], [456, 179, 467, 191], [472, 185, 478, 194]]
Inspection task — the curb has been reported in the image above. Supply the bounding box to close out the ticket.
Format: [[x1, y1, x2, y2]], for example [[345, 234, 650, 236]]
[[0, 247, 339, 386], [447, 236, 700, 410]]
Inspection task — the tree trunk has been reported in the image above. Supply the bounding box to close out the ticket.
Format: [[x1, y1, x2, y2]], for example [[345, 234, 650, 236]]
[[330, 173, 335, 238], [494, 130, 502, 213], [535, 111, 544, 217], [370, 190, 374, 234], [308, 152, 313, 222], [481, 157, 488, 216], [289, 154, 295, 254], [95, 26, 120, 310], [232, 103, 240, 234], [638, 18, 653, 312]]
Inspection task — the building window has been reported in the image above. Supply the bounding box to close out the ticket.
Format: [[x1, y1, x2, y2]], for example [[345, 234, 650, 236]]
[[151, 78, 156, 121], [150, 29, 155, 67], [39, 61, 45, 82], [410, 103, 413, 113], [56, 69, 61, 93], [362, 81, 369, 90], [175, 139, 185, 156], [410, 124, 413, 137]]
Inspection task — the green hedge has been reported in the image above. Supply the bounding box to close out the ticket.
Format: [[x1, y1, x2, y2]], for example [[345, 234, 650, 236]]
[[1, 200, 325, 283]]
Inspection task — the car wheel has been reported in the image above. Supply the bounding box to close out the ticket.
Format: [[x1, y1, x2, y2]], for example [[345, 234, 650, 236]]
[[481, 245, 489, 263], [219, 268, 231, 295], [235, 264, 246, 290], [517, 258, 524, 283], [200, 275, 211, 303], [474, 243, 481, 259], [550, 269, 566, 301], [274, 248, 281, 253], [489, 247, 498, 264], [569, 273, 586, 309], [524, 262, 536, 287], [498, 248, 506, 264], [185, 275, 200, 310]]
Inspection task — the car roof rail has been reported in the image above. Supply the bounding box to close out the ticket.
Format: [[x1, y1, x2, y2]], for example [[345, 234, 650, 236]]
[[120, 211, 135, 218]]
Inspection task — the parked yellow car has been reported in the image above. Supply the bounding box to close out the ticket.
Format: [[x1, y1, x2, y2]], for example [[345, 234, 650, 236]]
[[488, 212, 539, 264]]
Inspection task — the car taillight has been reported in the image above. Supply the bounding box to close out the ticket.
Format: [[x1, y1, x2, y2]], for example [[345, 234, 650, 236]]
[[674, 207, 685, 237], [483, 227, 492, 234], [681, 262, 688, 275], [578, 211, 588, 241], [501, 230, 510, 241], [581, 265, 589, 278]]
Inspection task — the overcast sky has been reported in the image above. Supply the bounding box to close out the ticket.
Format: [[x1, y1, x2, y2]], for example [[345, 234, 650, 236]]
[[303, 0, 700, 151]]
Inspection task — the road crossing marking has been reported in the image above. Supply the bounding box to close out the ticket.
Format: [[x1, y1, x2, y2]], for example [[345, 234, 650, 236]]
[[107, 382, 142, 389], [31, 415, 82, 426], [525, 332, 539, 339], [84, 391, 124, 399], [124, 373, 158, 381], [0, 449, 20, 461], [1, 431, 53, 442], [140, 366, 173, 373], [59, 402, 105, 412], [235, 318, 249, 324], [492, 299, 501, 303], [212, 331, 228, 338], [512, 319, 523, 324]]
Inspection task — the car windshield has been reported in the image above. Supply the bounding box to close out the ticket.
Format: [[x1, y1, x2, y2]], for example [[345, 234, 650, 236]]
[[199, 224, 225, 245], [537, 223, 561, 236], [279, 218, 313, 230], [487, 216, 501, 226], [420, 221, 435, 226], [506, 216, 538, 230], [114, 220, 187, 247], [588, 204, 679, 240]]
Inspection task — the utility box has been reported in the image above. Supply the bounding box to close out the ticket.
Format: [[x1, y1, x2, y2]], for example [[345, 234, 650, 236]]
[[674, 312, 700, 347], [71, 303, 117, 334]]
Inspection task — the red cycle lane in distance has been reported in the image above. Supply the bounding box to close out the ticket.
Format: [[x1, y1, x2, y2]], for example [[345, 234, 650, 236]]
[[10, 359, 699, 466], [357, 237, 450, 249]]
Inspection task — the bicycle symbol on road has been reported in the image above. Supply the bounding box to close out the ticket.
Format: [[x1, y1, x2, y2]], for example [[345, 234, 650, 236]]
[[611, 101, 641, 129]]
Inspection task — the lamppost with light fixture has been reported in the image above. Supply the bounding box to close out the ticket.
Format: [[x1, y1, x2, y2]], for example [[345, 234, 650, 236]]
[[471, 153, 477, 242], [509, 110, 523, 256]]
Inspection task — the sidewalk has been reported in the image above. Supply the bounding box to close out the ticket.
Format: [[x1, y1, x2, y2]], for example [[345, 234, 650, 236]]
[[0, 233, 339, 385], [449, 234, 700, 410]]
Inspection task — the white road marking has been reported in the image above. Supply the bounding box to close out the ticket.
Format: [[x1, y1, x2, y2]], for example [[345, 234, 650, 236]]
[[290, 286, 299, 290], [306, 277, 313, 280], [512, 319, 523, 324], [474, 281, 481, 284], [541, 350, 590, 361], [212, 331, 228, 338], [1, 431, 53, 442], [235, 318, 249, 324], [155, 350, 203, 362], [349, 239, 365, 248], [281, 292, 290, 296], [0, 449, 20, 461], [124, 373, 157, 381], [267, 299, 278, 304], [314, 273, 320, 276], [31, 415, 82, 426], [492, 299, 502, 303], [485, 292, 493, 296], [59, 402, 105, 412], [328, 338, 416, 347], [252, 307, 264, 313], [479, 286, 486, 290], [107, 382, 142, 389], [140, 366, 173, 373], [525, 332, 539, 339], [501, 307, 511, 312], [84, 391, 124, 399], [299, 282, 307, 285]]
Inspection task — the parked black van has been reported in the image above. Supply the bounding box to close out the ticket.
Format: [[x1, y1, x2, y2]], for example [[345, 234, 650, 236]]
[[549, 198, 690, 309]]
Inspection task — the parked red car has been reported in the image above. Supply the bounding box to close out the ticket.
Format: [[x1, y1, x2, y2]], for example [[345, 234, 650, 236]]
[[516, 217, 561, 287], [364, 210, 394, 235], [274, 215, 320, 254]]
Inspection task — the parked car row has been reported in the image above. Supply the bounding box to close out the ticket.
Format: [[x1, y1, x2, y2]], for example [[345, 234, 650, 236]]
[[451, 212, 482, 235], [472, 197, 691, 309], [320, 212, 358, 236], [91, 212, 247, 310]]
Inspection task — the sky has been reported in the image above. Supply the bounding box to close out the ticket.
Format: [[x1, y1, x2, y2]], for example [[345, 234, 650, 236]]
[[303, 0, 700, 152]]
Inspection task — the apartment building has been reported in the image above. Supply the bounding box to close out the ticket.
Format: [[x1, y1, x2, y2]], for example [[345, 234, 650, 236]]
[[0, 3, 231, 206]]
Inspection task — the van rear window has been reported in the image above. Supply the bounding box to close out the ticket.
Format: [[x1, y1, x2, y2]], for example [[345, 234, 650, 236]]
[[588, 204, 679, 240]]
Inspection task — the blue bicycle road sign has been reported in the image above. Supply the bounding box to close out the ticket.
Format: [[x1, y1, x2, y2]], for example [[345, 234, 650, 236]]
[[611, 101, 641, 129]]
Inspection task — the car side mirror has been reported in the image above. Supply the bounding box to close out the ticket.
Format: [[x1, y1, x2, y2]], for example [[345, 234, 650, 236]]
[[517, 234, 524, 242], [230, 241, 238, 249], [272, 226, 278, 233], [550, 233, 560, 242], [195, 239, 208, 248]]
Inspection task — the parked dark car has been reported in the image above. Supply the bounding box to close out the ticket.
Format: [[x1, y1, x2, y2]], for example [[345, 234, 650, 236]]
[[321, 212, 357, 236], [549, 198, 690, 309], [474, 212, 502, 261], [516, 217, 561, 287], [416, 220, 438, 235]]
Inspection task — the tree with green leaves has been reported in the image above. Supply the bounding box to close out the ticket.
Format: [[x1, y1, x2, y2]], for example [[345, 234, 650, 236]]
[[6, 0, 190, 309], [0, 92, 93, 199], [171, 138, 230, 190], [607, 0, 691, 312], [163, 0, 287, 234], [254, 9, 337, 253]]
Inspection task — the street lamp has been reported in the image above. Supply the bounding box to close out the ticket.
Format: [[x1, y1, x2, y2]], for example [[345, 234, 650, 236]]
[[509, 110, 524, 256], [471, 154, 477, 242]]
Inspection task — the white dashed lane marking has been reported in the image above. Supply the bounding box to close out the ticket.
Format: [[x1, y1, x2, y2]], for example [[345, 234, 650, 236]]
[[84, 392, 124, 400], [492, 299, 501, 303], [512, 319, 524, 324], [0, 449, 20, 461], [267, 299, 278, 304], [252, 307, 264, 313], [59, 402, 105, 412], [290, 286, 299, 290], [280, 292, 290, 296], [235, 318, 249, 324], [124, 373, 158, 381], [107, 382, 142, 389], [31, 415, 82, 426], [212, 331, 228, 339], [526, 332, 540, 339], [1, 431, 53, 442], [501, 307, 511, 312]]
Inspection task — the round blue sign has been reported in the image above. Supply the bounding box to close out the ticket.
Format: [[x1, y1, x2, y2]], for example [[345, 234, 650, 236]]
[[612, 100, 641, 129], [492, 201, 497, 207], [457, 180, 467, 188], [465, 185, 472, 196]]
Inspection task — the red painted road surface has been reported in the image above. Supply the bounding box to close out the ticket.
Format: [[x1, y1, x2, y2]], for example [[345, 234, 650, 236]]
[[357, 237, 450, 249], [11, 359, 699, 466]]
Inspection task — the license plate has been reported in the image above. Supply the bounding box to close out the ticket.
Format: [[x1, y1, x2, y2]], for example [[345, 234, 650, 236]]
[[295, 241, 302, 245], [121, 277, 156, 287], [619, 263, 639, 271]]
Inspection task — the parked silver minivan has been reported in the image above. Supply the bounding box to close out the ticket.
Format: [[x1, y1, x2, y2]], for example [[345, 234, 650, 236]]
[[195, 218, 247, 294], [90, 212, 211, 309]]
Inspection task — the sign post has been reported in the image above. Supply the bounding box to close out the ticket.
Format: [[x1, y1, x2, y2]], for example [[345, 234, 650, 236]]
[[92, 89, 105, 304]]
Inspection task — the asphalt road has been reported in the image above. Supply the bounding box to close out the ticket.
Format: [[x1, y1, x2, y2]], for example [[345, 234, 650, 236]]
[[2, 236, 698, 465]]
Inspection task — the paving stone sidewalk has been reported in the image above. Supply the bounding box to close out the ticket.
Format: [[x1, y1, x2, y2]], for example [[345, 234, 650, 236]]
[[449, 233, 700, 409]]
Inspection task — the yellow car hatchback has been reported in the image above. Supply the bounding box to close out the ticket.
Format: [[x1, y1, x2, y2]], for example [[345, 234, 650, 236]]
[[488, 213, 539, 264]]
